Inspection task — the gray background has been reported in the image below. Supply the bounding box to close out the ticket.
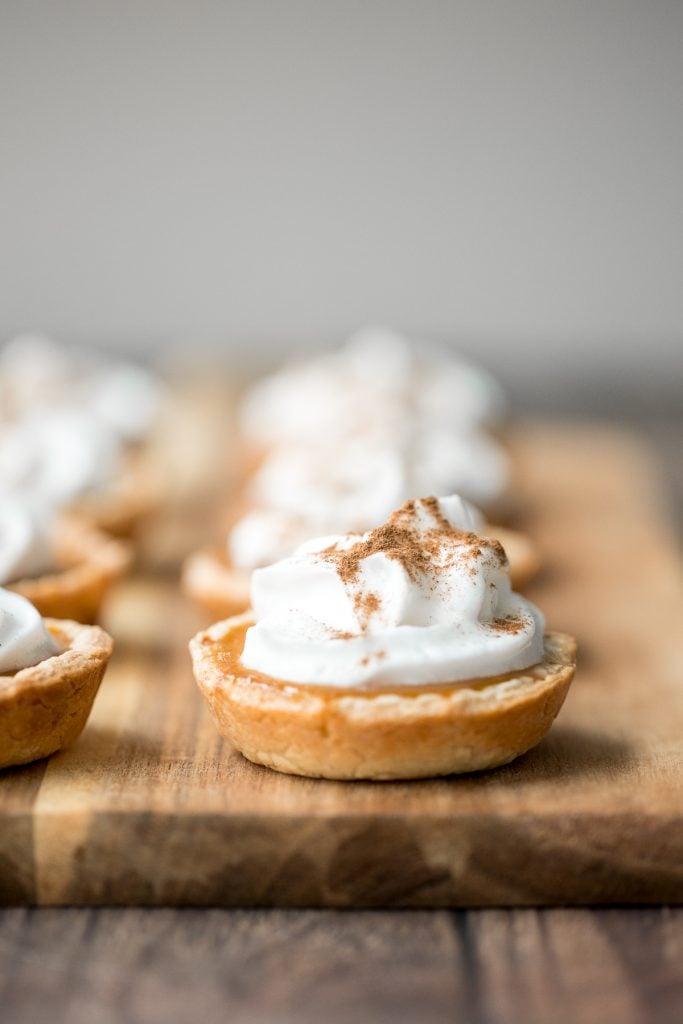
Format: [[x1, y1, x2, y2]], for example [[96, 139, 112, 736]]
[[1, 1, 681, 407]]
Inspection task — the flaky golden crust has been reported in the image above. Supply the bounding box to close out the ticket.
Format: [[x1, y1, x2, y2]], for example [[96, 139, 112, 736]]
[[7, 517, 132, 624], [0, 620, 113, 770], [189, 615, 576, 780], [181, 548, 251, 619]]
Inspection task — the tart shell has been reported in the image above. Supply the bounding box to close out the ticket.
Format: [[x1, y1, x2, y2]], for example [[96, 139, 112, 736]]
[[7, 517, 132, 624], [0, 619, 113, 770], [182, 547, 251, 620], [189, 615, 576, 780]]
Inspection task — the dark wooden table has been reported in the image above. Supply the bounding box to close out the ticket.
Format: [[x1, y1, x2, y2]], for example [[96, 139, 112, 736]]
[[1, 906, 681, 1024], [2, 417, 682, 1024]]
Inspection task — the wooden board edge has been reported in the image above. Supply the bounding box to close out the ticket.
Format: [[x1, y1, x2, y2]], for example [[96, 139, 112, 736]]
[[21, 810, 683, 908]]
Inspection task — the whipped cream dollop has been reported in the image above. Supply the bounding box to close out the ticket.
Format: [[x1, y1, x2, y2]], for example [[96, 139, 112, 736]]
[[84, 363, 162, 443], [237, 326, 509, 519], [0, 587, 60, 674], [0, 408, 123, 507], [0, 334, 85, 417], [229, 508, 325, 572], [244, 440, 408, 538], [241, 495, 544, 687], [246, 427, 507, 521], [0, 333, 162, 442], [0, 501, 55, 585], [239, 326, 506, 448], [229, 423, 506, 570], [229, 487, 487, 571]]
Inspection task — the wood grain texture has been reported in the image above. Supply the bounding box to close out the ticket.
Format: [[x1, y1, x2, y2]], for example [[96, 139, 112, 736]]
[[1, 421, 682, 906], [0, 907, 681, 1024]]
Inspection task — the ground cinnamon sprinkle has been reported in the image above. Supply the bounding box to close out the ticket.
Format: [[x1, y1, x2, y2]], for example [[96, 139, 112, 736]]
[[323, 521, 431, 584], [354, 590, 380, 627], [360, 650, 386, 667], [419, 495, 456, 532], [320, 498, 507, 635], [489, 616, 525, 634], [322, 497, 504, 586]]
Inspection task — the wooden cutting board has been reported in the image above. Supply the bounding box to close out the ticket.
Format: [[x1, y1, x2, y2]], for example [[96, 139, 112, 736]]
[[1, 421, 682, 907]]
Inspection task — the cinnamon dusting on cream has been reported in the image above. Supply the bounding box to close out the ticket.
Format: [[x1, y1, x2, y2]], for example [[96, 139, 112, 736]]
[[353, 590, 380, 629], [489, 616, 525, 635], [328, 629, 354, 640], [317, 497, 508, 635], [322, 497, 505, 582]]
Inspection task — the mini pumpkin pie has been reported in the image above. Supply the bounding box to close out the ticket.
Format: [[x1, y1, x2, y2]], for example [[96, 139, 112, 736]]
[[190, 495, 575, 780], [238, 326, 507, 451], [0, 335, 165, 540], [1, 501, 131, 623], [0, 403, 161, 541], [0, 588, 113, 769]]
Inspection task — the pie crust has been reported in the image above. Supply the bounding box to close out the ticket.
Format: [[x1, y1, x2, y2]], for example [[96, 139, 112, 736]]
[[7, 516, 132, 623], [190, 615, 576, 780], [0, 619, 113, 769], [182, 547, 251, 619]]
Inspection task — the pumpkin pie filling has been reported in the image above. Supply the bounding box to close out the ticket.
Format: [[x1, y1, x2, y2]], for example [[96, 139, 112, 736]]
[[204, 618, 548, 701]]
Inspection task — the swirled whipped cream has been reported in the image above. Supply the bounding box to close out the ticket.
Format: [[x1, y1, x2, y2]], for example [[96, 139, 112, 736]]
[[241, 495, 544, 687], [246, 426, 507, 515], [231, 423, 506, 571], [229, 508, 326, 571], [229, 487, 487, 571], [0, 334, 82, 417], [244, 440, 407, 538], [239, 325, 506, 447], [407, 426, 509, 508], [0, 407, 123, 507], [0, 501, 55, 584], [0, 588, 60, 674], [0, 333, 162, 441], [342, 326, 507, 432], [84, 363, 162, 443]]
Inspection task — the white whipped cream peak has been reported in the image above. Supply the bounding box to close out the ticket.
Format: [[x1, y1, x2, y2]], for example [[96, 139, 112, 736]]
[[0, 407, 123, 507], [237, 325, 509, 512], [229, 426, 504, 571], [0, 333, 83, 415], [242, 495, 544, 687], [85, 363, 162, 442], [0, 500, 55, 585], [408, 426, 509, 508], [0, 333, 162, 441], [239, 325, 507, 448], [344, 325, 507, 429], [229, 508, 331, 572], [247, 427, 507, 522], [229, 489, 487, 571], [0, 587, 60, 674], [244, 440, 408, 538]]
